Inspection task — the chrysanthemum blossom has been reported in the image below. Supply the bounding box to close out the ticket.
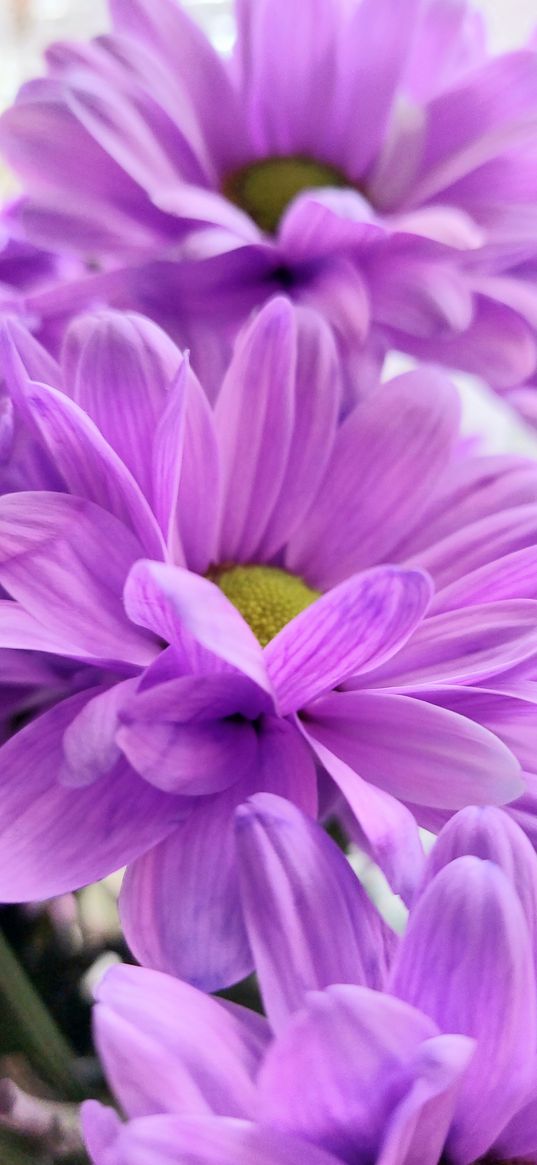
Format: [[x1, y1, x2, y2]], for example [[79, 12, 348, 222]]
[[0, 299, 535, 988], [3, 0, 537, 394], [83, 795, 537, 1165]]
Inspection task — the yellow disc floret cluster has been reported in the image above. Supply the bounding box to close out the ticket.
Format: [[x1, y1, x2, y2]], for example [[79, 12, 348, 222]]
[[211, 564, 321, 647], [223, 155, 348, 234]]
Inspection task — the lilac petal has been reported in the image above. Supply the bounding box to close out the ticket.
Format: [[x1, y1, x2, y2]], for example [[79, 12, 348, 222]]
[[304, 728, 425, 904], [265, 566, 432, 716], [329, 0, 421, 176], [258, 307, 341, 561], [493, 1079, 537, 1160], [400, 296, 537, 390], [122, 672, 270, 724], [377, 1035, 476, 1165], [0, 599, 85, 655], [117, 669, 271, 794], [0, 690, 185, 901], [235, 793, 392, 1032], [124, 560, 272, 695], [410, 503, 537, 591], [235, 0, 345, 159], [0, 315, 61, 387], [82, 1101, 122, 1165], [259, 983, 440, 1162], [20, 378, 165, 558], [394, 455, 537, 563], [64, 78, 186, 195], [120, 717, 317, 991], [94, 964, 268, 1119], [368, 256, 473, 338], [0, 493, 157, 666], [96, 1114, 343, 1165], [432, 546, 537, 613], [286, 370, 460, 589], [410, 51, 537, 204], [60, 678, 137, 787], [360, 600, 537, 688], [109, 0, 245, 172], [108, 0, 244, 166], [390, 856, 536, 1164], [306, 690, 523, 809], [152, 359, 220, 574], [117, 718, 259, 796], [279, 192, 381, 268], [421, 804, 537, 981], [46, 34, 211, 188], [401, 0, 486, 104], [63, 310, 182, 499], [0, 81, 145, 207], [214, 298, 297, 564]]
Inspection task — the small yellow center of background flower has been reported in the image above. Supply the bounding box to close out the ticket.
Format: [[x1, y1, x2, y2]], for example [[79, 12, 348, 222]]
[[211, 564, 320, 646], [223, 156, 348, 234]]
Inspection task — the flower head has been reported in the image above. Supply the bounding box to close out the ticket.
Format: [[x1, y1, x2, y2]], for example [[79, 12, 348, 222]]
[[3, 0, 537, 394], [83, 795, 537, 1165], [0, 299, 535, 986]]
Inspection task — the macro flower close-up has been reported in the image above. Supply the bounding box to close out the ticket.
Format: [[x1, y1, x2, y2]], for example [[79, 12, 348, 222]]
[[82, 794, 537, 1165], [1, 2, 537, 1161], [1, 297, 537, 991]]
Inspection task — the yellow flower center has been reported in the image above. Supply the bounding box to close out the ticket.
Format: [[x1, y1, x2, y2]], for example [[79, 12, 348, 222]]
[[211, 564, 320, 647], [223, 155, 349, 234]]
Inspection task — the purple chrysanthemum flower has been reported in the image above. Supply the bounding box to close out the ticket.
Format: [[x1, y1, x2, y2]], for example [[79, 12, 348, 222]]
[[0, 298, 536, 987], [3, 0, 537, 395], [83, 795, 537, 1165]]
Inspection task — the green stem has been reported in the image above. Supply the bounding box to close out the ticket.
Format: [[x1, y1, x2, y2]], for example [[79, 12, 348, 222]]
[[0, 928, 83, 1101]]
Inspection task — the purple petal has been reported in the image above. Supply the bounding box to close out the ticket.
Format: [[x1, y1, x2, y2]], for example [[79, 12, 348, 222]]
[[153, 359, 220, 574], [400, 296, 536, 390], [257, 307, 341, 561], [90, 1114, 343, 1165], [410, 51, 537, 204], [390, 856, 536, 1163], [0, 80, 146, 208], [421, 804, 537, 981], [94, 963, 268, 1119], [109, 0, 246, 172], [394, 455, 537, 563], [432, 546, 537, 613], [0, 315, 61, 386], [360, 600, 537, 688], [410, 503, 537, 591], [303, 727, 426, 904], [120, 717, 317, 991], [265, 566, 432, 716], [0, 492, 157, 666], [493, 1079, 537, 1160], [306, 690, 523, 809], [0, 690, 184, 901], [60, 678, 136, 787], [124, 560, 273, 695], [377, 1036, 475, 1165], [214, 298, 297, 564], [82, 1101, 122, 1165], [235, 793, 392, 1031], [117, 718, 259, 796], [63, 310, 181, 499], [258, 983, 440, 1163], [20, 378, 165, 558], [286, 370, 460, 589]]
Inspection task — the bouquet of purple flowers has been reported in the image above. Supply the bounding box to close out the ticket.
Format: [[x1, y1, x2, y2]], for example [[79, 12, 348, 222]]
[[1, 1, 537, 1162]]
